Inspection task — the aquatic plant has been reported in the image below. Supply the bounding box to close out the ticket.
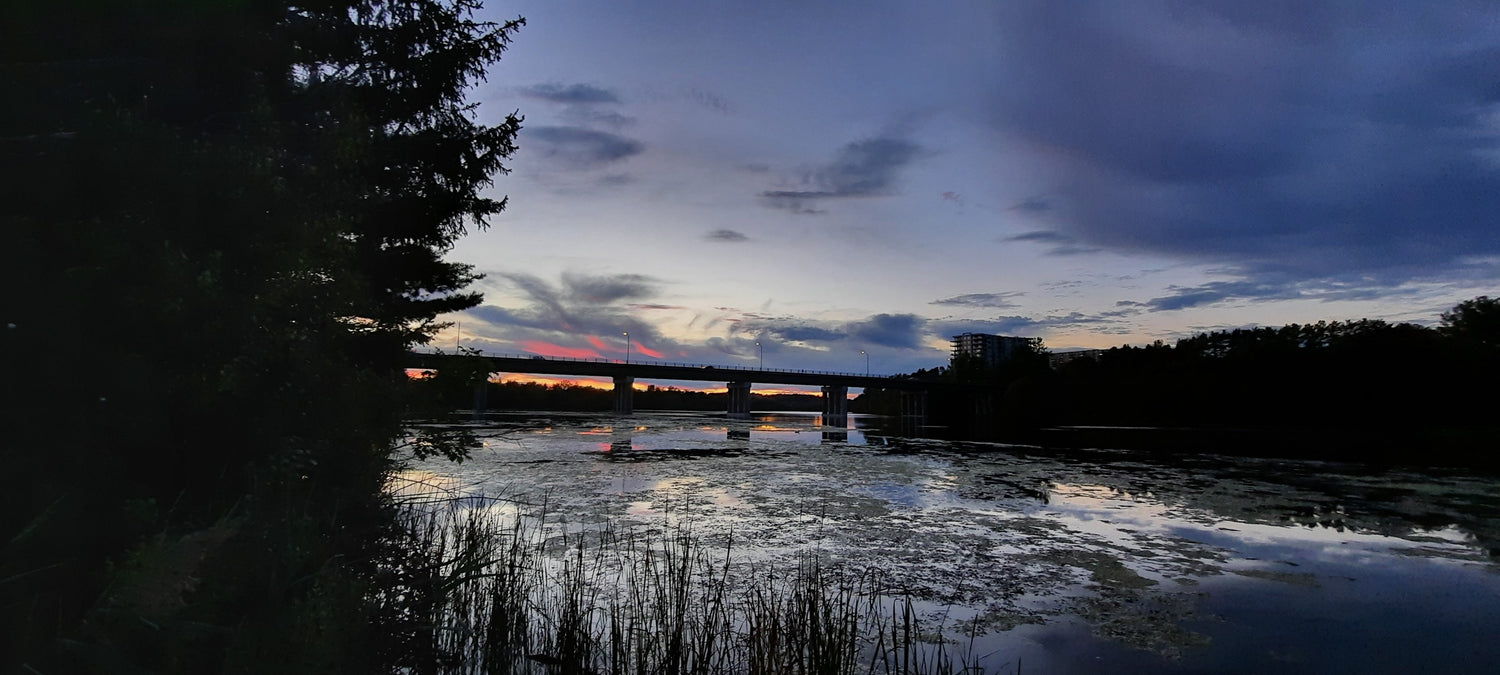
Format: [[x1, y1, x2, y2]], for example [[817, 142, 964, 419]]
[[378, 490, 979, 674]]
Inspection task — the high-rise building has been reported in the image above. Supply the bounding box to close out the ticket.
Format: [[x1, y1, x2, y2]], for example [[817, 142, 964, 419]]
[[950, 333, 1042, 367]]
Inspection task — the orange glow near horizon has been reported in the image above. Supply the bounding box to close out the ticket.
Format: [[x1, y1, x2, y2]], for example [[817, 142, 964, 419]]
[[522, 340, 604, 359], [414, 368, 827, 396], [500, 373, 615, 389], [493, 375, 822, 396]]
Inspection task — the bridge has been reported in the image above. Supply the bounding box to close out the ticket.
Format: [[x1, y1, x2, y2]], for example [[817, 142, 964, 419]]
[[404, 351, 933, 424]]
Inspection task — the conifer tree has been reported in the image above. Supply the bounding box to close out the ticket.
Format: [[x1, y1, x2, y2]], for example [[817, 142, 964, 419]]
[[1, 2, 522, 670]]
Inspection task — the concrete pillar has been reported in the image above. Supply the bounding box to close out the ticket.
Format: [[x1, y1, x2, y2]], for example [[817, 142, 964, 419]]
[[613, 375, 634, 415], [727, 381, 752, 419], [821, 385, 849, 428], [472, 381, 489, 420], [900, 390, 928, 421]]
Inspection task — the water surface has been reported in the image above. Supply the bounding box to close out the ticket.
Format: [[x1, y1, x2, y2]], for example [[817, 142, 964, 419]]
[[408, 411, 1500, 674]]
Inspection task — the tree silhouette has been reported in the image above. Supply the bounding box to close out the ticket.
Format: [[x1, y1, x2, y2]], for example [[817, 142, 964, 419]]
[[2, 2, 523, 671], [1441, 296, 1500, 350]]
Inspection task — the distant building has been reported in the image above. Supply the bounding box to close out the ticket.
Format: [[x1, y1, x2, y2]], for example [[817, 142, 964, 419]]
[[1048, 348, 1106, 369], [950, 333, 1042, 367]]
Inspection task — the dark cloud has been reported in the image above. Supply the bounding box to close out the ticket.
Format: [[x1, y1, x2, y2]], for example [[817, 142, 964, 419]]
[[1003, 230, 1071, 244], [931, 292, 1024, 309], [1143, 280, 1301, 312], [562, 272, 658, 304], [762, 137, 922, 212], [519, 82, 621, 104], [1001, 230, 1100, 256], [528, 126, 644, 169], [775, 325, 846, 343], [985, 1, 1500, 292], [705, 229, 749, 242], [474, 273, 679, 357], [846, 313, 926, 349], [1140, 276, 1428, 312], [466, 304, 532, 329], [935, 308, 1140, 341]]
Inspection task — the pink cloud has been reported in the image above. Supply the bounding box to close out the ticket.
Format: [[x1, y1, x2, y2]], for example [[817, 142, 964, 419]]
[[522, 341, 604, 359]]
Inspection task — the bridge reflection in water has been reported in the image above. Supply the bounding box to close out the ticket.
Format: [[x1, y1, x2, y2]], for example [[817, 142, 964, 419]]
[[406, 350, 931, 427]]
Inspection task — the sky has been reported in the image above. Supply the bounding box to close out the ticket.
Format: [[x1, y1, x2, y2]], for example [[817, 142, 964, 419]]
[[440, 0, 1500, 385]]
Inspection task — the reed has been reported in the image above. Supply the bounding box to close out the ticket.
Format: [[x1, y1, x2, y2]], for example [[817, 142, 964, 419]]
[[381, 495, 980, 674]]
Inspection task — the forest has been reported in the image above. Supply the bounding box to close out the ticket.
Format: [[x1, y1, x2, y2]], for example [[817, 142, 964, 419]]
[[858, 297, 1500, 466]]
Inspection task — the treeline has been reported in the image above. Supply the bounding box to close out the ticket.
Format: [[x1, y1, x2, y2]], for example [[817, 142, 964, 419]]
[[859, 297, 1500, 465], [409, 374, 825, 413]]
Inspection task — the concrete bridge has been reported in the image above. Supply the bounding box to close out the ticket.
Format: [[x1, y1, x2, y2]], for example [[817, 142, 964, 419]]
[[404, 351, 931, 425]]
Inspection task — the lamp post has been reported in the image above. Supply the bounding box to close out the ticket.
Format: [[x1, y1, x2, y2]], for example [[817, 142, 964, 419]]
[[756, 341, 762, 369], [623, 331, 631, 364], [861, 350, 869, 376]]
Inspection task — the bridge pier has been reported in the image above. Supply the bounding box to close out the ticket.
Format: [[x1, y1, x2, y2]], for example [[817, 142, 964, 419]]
[[821, 385, 849, 428], [726, 381, 752, 419], [899, 390, 928, 421], [472, 381, 489, 420], [613, 375, 634, 415]]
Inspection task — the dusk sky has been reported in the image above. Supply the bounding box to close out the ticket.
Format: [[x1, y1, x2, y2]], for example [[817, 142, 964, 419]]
[[440, 0, 1500, 384]]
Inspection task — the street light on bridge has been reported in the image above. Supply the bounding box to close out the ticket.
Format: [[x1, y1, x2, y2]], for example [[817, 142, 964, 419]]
[[623, 331, 631, 364], [756, 341, 762, 369], [861, 349, 868, 376]]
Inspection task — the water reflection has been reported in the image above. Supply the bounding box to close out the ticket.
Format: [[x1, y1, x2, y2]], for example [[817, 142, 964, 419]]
[[410, 411, 1500, 673]]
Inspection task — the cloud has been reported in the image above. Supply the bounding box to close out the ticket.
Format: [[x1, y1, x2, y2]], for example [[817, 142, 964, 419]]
[[774, 325, 846, 343], [522, 340, 603, 359], [762, 137, 922, 212], [1001, 230, 1101, 256], [562, 272, 659, 304], [983, 1, 1500, 291], [727, 311, 929, 350], [1139, 276, 1428, 312], [528, 126, 644, 169], [461, 273, 685, 363], [1143, 281, 1296, 312], [931, 292, 1024, 309], [934, 308, 1142, 341], [845, 313, 926, 349], [705, 229, 749, 242], [519, 82, 621, 104], [1002, 230, 1071, 244]]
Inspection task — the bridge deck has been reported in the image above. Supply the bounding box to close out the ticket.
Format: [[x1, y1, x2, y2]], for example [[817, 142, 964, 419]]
[[405, 351, 934, 390]]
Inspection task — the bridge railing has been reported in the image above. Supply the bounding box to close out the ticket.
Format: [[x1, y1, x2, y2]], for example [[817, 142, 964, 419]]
[[406, 347, 898, 380]]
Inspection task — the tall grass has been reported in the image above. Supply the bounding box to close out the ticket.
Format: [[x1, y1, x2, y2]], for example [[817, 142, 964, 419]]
[[376, 492, 979, 674]]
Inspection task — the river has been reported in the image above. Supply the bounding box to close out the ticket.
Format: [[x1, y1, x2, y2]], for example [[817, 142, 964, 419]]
[[405, 410, 1500, 674]]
